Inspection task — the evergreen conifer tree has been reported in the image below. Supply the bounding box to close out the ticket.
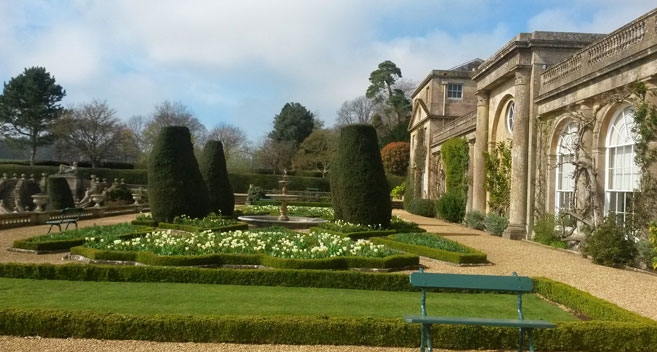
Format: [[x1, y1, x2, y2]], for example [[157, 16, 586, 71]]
[[199, 140, 235, 215]]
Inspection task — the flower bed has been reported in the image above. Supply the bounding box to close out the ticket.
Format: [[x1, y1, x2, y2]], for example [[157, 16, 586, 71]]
[[71, 228, 418, 270], [371, 232, 488, 265], [310, 216, 422, 239], [156, 213, 248, 232], [239, 205, 334, 219], [12, 223, 153, 252]]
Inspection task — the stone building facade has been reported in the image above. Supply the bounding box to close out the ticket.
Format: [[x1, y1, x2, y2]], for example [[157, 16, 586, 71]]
[[408, 59, 482, 200], [410, 7, 657, 240]]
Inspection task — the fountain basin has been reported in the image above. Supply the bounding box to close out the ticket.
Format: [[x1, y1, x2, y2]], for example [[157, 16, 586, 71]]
[[237, 215, 328, 229]]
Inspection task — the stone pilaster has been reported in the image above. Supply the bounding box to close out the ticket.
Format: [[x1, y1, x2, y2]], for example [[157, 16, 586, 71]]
[[466, 137, 475, 212], [472, 91, 489, 212], [504, 68, 531, 240]]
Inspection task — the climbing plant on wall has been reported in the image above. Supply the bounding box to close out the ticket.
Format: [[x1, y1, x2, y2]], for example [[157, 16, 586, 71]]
[[412, 128, 426, 199], [483, 141, 511, 216], [630, 82, 657, 228], [441, 137, 469, 196]]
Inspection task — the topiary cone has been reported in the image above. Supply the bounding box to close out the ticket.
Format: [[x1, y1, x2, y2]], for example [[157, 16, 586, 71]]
[[148, 126, 209, 222], [199, 140, 235, 215], [331, 124, 391, 227], [47, 177, 75, 210]]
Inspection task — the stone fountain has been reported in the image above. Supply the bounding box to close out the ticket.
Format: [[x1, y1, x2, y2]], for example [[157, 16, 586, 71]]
[[238, 171, 328, 229]]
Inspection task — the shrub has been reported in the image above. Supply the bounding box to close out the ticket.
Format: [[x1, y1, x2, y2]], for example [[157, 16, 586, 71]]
[[106, 185, 133, 203], [464, 211, 486, 230], [372, 234, 488, 265], [199, 141, 234, 215], [435, 191, 466, 223], [583, 216, 637, 268], [147, 126, 209, 223], [405, 198, 435, 217], [47, 177, 74, 210], [441, 137, 469, 195], [485, 213, 508, 236], [533, 213, 566, 248], [380, 141, 409, 176], [331, 125, 391, 228], [247, 185, 266, 204], [390, 182, 405, 199]]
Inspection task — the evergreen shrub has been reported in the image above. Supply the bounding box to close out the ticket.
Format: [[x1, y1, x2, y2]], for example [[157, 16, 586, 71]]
[[464, 211, 486, 230], [331, 125, 391, 227], [485, 213, 508, 236], [583, 216, 637, 268], [47, 177, 74, 210], [533, 213, 566, 249], [435, 192, 466, 223], [199, 141, 234, 215], [147, 126, 209, 222], [247, 186, 266, 204], [405, 198, 435, 217]]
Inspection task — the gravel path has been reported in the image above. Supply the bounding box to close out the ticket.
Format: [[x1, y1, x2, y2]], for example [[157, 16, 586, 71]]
[[392, 209, 657, 321], [0, 211, 655, 351]]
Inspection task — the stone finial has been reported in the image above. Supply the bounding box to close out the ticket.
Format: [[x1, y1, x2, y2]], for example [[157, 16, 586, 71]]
[[120, 178, 125, 184], [12, 173, 17, 179], [90, 174, 96, 181], [30, 174, 35, 181], [103, 178, 108, 183], [2, 173, 7, 180], [20, 174, 25, 180], [113, 178, 119, 185]]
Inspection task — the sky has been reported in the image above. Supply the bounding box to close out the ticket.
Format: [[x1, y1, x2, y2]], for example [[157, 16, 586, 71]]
[[0, 0, 655, 142]]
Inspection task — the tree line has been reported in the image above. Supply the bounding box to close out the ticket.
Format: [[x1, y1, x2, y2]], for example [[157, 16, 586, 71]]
[[0, 62, 413, 176]]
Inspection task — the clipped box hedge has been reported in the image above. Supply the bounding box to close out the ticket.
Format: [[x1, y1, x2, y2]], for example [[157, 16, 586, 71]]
[[12, 227, 155, 252], [0, 264, 655, 351], [131, 219, 158, 227], [310, 227, 396, 240], [157, 222, 248, 233], [252, 200, 333, 207], [69, 245, 419, 270], [370, 236, 487, 265]]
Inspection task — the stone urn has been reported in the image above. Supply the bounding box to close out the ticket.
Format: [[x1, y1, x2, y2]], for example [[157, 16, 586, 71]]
[[132, 192, 143, 205], [31, 194, 48, 212], [91, 194, 105, 208]]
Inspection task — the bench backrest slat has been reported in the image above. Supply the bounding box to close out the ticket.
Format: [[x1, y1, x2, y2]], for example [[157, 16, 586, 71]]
[[409, 272, 533, 292]]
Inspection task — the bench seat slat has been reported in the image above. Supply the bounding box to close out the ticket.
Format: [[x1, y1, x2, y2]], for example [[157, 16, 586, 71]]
[[409, 272, 533, 292], [404, 315, 556, 328]]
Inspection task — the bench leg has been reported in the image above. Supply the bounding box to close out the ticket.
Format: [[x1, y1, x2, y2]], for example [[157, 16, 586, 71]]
[[518, 328, 524, 352], [420, 324, 425, 352], [64, 222, 70, 231], [424, 324, 432, 352], [528, 329, 535, 352]]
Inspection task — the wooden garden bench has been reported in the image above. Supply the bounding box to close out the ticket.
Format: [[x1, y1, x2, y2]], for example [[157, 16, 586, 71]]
[[404, 269, 556, 352], [46, 207, 83, 234]]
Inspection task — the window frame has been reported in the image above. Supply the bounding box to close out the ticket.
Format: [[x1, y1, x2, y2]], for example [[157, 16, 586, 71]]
[[505, 101, 515, 133], [447, 83, 463, 100]]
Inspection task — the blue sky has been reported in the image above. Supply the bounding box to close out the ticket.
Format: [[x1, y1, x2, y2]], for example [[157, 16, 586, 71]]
[[0, 0, 655, 142]]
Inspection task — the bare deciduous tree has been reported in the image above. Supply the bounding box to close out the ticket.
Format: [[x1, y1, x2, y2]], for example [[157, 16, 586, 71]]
[[207, 123, 249, 161], [336, 96, 374, 127], [52, 100, 126, 168], [255, 138, 296, 175], [144, 100, 207, 148]]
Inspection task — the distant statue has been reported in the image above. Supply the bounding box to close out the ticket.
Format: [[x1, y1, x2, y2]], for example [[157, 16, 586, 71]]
[[57, 162, 78, 175]]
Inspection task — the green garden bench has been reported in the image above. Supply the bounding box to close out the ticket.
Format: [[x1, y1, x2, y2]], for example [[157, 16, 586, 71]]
[[46, 207, 84, 234], [404, 269, 556, 352]]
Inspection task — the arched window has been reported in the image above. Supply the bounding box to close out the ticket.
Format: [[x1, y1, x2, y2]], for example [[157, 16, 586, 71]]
[[605, 106, 640, 224], [556, 122, 577, 214], [506, 101, 515, 133]]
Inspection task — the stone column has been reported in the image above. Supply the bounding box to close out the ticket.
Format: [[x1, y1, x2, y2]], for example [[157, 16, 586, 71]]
[[466, 137, 475, 212], [472, 91, 489, 212], [504, 68, 531, 240]]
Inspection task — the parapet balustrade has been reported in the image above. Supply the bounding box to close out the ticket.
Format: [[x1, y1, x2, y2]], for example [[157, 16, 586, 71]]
[[540, 9, 656, 95], [431, 111, 476, 146]]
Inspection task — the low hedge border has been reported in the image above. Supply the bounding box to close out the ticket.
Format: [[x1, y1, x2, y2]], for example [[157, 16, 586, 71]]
[[69, 246, 419, 270], [252, 200, 332, 207], [131, 220, 158, 227], [157, 222, 249, 233], [370, 236, 487, 265], [0, 264, 655, 351], [310, 227, 397, 240], [11, 228, 155, 252]]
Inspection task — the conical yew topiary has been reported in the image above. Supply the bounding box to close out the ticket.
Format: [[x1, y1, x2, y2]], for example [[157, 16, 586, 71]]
[[148, 126, 209, 222], [330, 124, 391, 227], [199, 140, 234, 215], [47, 177, 75, 210]]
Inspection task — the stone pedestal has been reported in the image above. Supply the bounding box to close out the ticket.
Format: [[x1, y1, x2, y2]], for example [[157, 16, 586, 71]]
[[472, 91, 489, 212], [50, 174, 83, 201]]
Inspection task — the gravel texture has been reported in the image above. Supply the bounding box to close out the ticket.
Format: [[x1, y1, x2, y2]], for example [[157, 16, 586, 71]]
[[0, 211, 655, 351]]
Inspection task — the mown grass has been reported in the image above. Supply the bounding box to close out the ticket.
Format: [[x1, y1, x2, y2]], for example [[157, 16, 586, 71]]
[[0, 278, 577, 321], [23, 223, 141, 243]]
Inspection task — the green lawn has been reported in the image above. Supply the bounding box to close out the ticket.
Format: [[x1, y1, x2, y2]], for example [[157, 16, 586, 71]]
[[0, 278, 577, 321]]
